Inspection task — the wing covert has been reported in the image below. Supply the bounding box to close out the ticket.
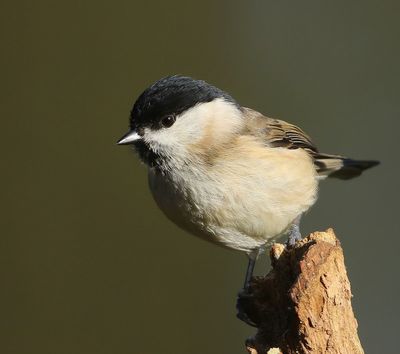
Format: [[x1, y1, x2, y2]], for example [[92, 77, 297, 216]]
[[243, 107, 318, 154]]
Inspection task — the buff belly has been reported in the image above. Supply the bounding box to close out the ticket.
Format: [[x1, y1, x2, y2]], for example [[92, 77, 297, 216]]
[[148, 146, 318, 254]]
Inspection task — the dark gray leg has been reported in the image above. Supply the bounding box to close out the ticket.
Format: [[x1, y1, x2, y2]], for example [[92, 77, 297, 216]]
[[237, 248, 261, 326], [287, 214, 302, 247], [243, 255, 256, 289]]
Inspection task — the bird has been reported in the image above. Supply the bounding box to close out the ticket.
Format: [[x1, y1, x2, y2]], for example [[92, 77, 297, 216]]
[[117, 75, 379, 290]]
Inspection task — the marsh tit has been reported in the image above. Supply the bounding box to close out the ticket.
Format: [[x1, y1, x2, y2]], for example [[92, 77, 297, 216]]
[[117, 75, 379, 287]]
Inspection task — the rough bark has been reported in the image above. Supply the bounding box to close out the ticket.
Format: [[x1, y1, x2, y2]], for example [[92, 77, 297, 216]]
[[241, 229, 364, 354]]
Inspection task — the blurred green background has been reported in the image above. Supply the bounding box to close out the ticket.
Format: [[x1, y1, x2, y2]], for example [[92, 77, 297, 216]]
[[1, 1, 398, 353]]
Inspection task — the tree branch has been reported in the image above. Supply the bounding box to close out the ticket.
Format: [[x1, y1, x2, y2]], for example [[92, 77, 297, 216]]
[[240, 229, 364, 354]]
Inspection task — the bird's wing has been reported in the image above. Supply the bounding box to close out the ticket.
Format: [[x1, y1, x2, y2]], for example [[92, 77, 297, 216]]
[[242, 107, 378, 179], [243, 107, 318, 154], [262, 117, 318, 154]]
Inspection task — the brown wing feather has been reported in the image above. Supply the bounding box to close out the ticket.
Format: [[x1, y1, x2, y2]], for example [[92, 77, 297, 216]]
[[243, 107, 318, 154], [242, 108, 379, 179], [263, 118, 318, 153]]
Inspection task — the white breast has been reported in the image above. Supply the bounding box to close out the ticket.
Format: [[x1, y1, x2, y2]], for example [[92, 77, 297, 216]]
[[148, 137, 318, 254]]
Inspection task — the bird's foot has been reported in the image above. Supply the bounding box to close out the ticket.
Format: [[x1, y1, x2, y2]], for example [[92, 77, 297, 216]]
[[236, 286, 258, 327], [287, 223, 302, 247]]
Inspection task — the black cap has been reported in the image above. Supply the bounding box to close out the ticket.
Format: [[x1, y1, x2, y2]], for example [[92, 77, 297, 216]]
[[129, 75, 239, 133]]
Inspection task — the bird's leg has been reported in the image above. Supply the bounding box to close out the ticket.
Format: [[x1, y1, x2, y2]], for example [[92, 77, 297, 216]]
[[287, 214, 302, 247], [243, 252, 257, 289], [236, 248, 261, 327]]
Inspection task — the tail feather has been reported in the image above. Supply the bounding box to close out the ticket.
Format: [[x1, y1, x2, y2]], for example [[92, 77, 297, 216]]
[[314, 153, 380, 180]]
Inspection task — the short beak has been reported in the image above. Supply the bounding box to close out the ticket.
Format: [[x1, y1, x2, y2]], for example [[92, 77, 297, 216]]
[[117, 131, 142, 145]]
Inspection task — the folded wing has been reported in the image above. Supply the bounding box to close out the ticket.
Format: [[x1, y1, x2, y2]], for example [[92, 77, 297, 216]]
[[243, 108, 379, 180]]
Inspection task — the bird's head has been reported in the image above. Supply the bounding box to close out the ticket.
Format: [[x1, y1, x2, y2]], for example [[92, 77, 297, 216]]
[[117, 75, 244, 168]]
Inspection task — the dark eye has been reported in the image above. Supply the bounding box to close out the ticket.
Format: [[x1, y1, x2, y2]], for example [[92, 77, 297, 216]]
[[161, 115, 176, 128]]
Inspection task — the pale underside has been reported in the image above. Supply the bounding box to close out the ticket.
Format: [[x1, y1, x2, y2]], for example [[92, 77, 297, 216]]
[[149, 145, 317, 253], [147, 105, 319, 253]]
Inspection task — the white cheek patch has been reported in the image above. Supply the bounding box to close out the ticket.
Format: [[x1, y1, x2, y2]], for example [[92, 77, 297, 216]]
[[143, 98, 243, 157], [174, 98, 244, 146], [144, 128, 176, 148]]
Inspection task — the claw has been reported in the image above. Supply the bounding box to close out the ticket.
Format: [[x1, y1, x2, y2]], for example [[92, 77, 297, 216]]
[[287, 214, 303, 247], [287, 224, 302, 247], [236, 288, 258, 327]]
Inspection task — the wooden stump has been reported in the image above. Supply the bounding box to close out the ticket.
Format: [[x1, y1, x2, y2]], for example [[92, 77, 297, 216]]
[[241, 229, 364, 354]]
